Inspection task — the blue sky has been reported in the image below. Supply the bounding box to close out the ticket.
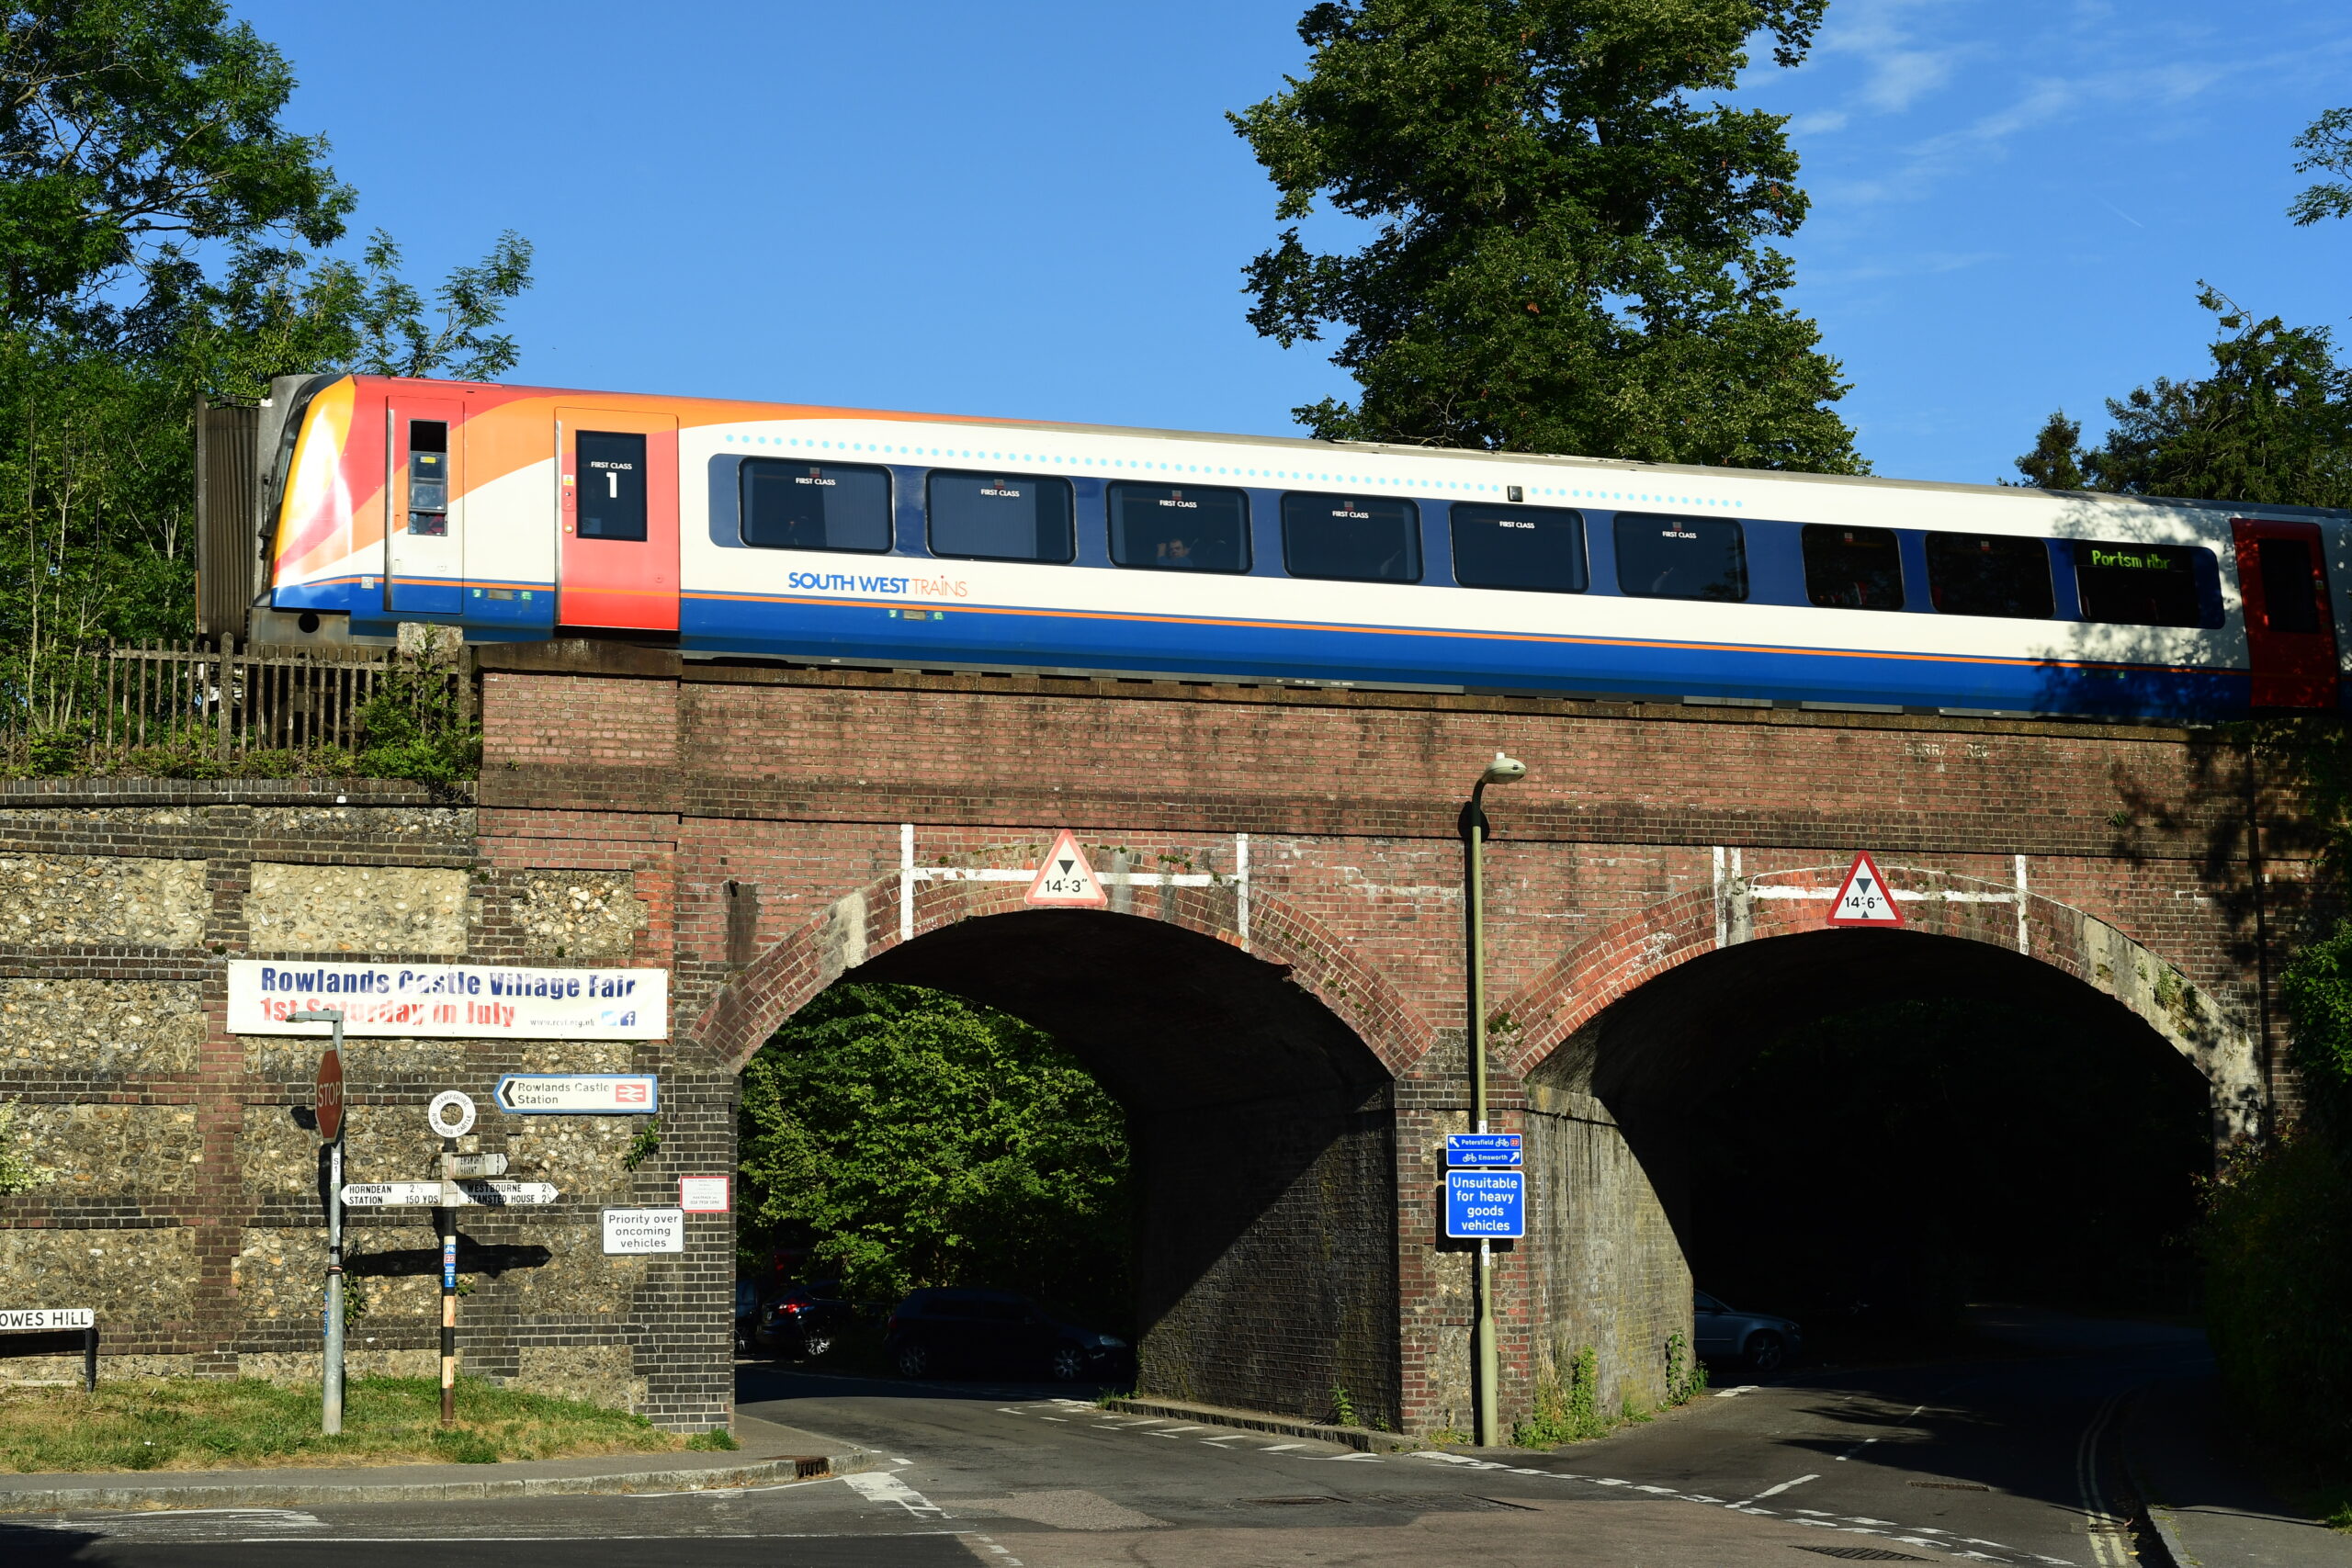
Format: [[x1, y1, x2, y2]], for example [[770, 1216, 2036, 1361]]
[[234, 0, 2352, 487]]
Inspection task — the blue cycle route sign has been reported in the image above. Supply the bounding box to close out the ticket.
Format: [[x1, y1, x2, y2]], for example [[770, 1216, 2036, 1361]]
[[1445, 1169, 1525, 1238], [1445, 1133, 1522, 1168]]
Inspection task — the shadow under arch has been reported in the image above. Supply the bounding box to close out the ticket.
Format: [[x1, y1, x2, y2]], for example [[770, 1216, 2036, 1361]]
[[1514, 925, 2219, 1416], [702, 891, 1408, 1426]]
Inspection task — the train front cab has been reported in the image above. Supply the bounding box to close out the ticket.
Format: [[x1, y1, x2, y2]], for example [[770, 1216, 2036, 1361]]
[[2232, 518, 2342, 711]]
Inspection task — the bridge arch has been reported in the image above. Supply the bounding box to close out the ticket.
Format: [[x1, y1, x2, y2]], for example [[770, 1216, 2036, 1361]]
[[1494, 865, 2255, 1417], [694, 863, 1429, 1427]]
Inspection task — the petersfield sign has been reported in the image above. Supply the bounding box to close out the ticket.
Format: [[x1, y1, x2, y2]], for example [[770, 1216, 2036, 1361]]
[[229, 961, 667, 1039]]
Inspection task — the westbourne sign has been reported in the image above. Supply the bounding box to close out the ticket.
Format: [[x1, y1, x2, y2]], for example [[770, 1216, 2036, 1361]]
[[229, 961, 667, 1039]]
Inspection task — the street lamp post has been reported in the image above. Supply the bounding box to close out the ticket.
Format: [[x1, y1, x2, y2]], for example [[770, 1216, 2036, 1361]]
[[291, 1009, 345, 1437], [1461, 751, 1525, 1448]]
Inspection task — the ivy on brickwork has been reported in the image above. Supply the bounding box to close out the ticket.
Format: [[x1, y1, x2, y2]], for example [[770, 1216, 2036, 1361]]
[[0, 1099, 59, 1195]]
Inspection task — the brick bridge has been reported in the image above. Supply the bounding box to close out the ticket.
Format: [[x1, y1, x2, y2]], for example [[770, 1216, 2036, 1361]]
[[0, 643, 2307, 1434]]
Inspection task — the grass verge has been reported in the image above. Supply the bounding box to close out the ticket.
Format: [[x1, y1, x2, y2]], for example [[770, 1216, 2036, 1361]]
[[0, 1376, 685, 1472]]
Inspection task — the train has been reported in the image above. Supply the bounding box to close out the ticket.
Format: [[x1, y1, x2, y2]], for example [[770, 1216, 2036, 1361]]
[[209, 371, 2352, 721]]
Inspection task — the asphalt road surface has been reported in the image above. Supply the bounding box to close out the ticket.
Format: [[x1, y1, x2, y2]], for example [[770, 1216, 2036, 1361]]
[[0, 1310, 2208, 1568]]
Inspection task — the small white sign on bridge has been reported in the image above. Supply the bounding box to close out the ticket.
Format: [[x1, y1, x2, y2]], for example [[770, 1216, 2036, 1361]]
[[603, 1208, 685, 1255]]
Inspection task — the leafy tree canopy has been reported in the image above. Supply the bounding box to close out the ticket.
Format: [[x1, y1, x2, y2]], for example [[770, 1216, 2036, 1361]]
[[2011, 288, 2352, 509], [738, 984, 1131, 1322], [0, 0, 353, 338], [1232, 0, 1863, 472], [2290, 105, 2352, 230]]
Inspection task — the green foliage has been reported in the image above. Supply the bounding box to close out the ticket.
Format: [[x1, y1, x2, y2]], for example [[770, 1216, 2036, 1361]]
[[685, 1427, 741, 1451], [1231, 0, 1861, 471], [2197, 1133, 2352, 1471], [2279, 920, 2352, 1145], [350, 641, 481, 784], [623, 1123, 662, 1172], [2290, 107, 2352, 229], [1329, 1382, 1357, 1427], [0, 1097, 58, 1194], [737, 983, 1131, 1321], [1513, 1344, 1607, 1446], [2012, 289, 2352, 507], [1663, 1329, 1706, 1405]]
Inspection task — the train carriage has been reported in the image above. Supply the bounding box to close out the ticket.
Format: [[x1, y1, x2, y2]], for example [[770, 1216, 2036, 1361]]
[[215, 371, 2352, 723]]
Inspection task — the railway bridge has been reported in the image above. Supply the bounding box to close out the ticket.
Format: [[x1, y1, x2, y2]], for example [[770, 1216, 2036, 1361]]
[[0, 641, 2307, 1434]]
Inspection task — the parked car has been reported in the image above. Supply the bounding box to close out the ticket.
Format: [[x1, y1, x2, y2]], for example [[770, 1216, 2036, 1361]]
[[1694, 1290, 1802, 1372], [884, 1288, 1133, 1382], [734, 1278, 762, 1353], [754, 1280, 861, 1360]]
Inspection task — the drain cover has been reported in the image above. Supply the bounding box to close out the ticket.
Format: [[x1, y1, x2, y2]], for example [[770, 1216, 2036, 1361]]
[[1908, 1479, 1990, 1492], [1793, 1549, 1930, 1562]]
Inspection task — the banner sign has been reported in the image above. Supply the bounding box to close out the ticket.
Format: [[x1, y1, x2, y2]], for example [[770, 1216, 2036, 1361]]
[[229, 961, 667, 1039]]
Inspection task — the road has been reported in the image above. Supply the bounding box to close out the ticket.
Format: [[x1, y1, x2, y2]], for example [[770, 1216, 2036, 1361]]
[[0, 1310, 2209, 1568]]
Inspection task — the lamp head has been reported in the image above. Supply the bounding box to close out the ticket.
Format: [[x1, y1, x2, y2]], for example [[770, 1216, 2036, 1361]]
[[1480, 752, 1527, 785]]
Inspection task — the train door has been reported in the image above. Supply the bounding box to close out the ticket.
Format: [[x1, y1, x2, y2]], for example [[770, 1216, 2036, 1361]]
[[2232, 518, 2340, 709], [555, 407, 678, 631], [385, 395, 464, 615]]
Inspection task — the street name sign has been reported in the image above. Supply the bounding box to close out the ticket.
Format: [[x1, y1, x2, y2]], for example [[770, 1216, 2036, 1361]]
[[1445, 1133, 1522, 1168], [0, 1308, 94, 1331], [341, 1181, 445, 1208], [603, 1207, 685, 1255], [495, 1074, 660, 1114], [1444, 1169, 1526, 1239], [1826, 851, 1905, 927], [342, 1179, 558, 1208], [1024, 829, 1107, 908], [444, 1153, 508, 1178]]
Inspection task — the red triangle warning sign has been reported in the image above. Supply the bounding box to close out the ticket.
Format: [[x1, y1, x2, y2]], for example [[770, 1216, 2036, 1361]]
[[1025, 829, 1108, 908], [1826, 851, 1904, 926]]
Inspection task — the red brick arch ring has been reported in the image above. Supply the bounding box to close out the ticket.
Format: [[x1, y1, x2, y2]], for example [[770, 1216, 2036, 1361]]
[[1491, 864, 2264, 1138], [691, 869, 1437, 1083]]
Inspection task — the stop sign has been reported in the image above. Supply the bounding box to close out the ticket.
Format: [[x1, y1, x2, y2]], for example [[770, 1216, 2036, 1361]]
[[315, 1048, 345, 1144]]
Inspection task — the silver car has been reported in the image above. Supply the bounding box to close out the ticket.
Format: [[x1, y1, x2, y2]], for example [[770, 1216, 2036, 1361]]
[[1694, 1291, 1801, 1373]]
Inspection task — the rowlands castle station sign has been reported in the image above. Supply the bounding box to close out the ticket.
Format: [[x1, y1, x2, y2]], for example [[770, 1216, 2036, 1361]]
[[0, 641, 2301, 1433]]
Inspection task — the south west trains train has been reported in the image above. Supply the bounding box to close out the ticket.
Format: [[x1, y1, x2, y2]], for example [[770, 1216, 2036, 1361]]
[[234, 372, 2351, 721]]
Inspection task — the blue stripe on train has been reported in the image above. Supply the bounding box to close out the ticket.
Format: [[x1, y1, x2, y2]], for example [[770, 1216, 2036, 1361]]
[[676, 596, 2248, 720]]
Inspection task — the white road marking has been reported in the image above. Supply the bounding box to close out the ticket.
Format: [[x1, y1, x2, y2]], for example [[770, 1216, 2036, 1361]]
[[1714, 1384, 1763, 1397], [1756, 1474, 1821, 1499], [1038, 1416, 1069, 1423], [1259, 1443, 1307, 1451], [1837, 1437, 1879, 1461], [1317, 1451, 1384, 1461], [845, 1470, 946, 1518]]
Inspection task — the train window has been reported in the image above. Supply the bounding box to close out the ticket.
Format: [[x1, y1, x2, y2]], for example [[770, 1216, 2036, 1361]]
[[1801, 524, 1904, 610], [740, 459, 891, 553], [1281, 492, 1421, 582], [2073, 539, 2213, 627], [1613, 513, 1747, 602], [577, 431, 648, 541], [406, 421, 448, 536], [1451, 503, 1587, 593], [1109, 482, 1250, 572], [927, 471, 1075, 563], [2257, 536, 2322, 633], [1924, 532, 2052, 618]]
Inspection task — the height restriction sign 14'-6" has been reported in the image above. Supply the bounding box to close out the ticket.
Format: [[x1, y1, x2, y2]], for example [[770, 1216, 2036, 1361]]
[[1826, 851, 1905, 927]]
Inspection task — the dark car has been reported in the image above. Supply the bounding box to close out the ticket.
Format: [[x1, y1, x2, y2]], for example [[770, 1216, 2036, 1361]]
[[884, 1288, 1132, 1382], [734, 1278, 762, 1353], [1694, 1290, 1803, 1373], [755, 1280, 860, 1360]]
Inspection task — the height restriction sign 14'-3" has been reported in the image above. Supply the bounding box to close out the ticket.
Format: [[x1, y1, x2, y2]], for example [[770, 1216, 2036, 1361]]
[[1026, 829, 1107, 908], [1826, 851, 1905, 927]]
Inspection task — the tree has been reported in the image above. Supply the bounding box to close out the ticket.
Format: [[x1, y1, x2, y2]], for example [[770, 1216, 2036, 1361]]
[[1231, 0, 1863, 471], [0, 0, 354, 338], [2011, 288, 2352, 507], [737, 984, 1131, 1321], [2289, 106, 2352, 229]]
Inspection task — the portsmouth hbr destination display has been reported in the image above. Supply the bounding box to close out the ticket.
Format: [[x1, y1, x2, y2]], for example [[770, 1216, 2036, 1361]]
[[249, 371, 2352, 723]]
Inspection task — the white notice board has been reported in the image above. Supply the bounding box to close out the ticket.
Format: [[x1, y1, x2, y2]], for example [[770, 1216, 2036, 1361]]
[[602, 1208, 684, 1255]]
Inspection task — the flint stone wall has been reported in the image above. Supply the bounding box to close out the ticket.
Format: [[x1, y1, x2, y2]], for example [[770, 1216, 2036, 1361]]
[[0, 788, 722, 1427]]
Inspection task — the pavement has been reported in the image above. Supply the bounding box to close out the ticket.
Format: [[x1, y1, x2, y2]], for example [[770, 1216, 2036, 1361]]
[[4, 1316, 2350, 1565], [0, 1411, 871, 1513]]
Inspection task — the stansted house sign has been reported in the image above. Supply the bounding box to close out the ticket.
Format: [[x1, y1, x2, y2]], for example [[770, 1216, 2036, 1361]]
[[229, 961, 667, 1039]]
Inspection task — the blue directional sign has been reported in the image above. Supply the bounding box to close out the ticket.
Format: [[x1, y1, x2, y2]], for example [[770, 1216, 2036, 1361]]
[[1445, 1169, 1526, 1239], [1445, 1133, 1522, 1168]]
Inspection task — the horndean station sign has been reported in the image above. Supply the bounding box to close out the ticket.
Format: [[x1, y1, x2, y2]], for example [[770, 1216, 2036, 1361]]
[[229, 961, 667, 1039]]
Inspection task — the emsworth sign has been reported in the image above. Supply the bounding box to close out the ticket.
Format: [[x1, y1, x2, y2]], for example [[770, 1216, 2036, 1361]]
[[229, 962, 666, 1039]]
